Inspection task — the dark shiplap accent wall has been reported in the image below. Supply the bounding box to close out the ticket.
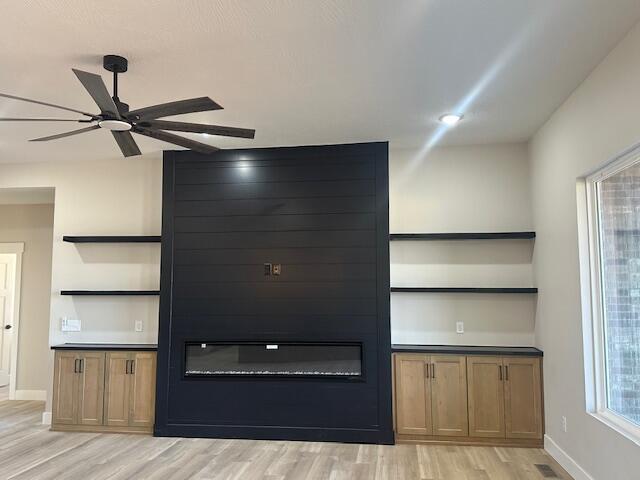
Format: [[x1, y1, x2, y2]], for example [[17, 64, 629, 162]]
[[155, 143, 392, 444]]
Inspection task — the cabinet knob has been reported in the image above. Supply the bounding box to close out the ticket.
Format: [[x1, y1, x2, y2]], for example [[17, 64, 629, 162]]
[[4, 325, 11, 330]]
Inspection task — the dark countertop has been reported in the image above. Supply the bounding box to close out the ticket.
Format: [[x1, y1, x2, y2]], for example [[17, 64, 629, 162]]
[[392, 344, 543, 356], [51, 343, 158, 351]]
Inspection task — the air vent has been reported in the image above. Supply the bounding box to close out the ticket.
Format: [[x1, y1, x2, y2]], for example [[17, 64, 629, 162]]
[[535, 464, 559, 478]]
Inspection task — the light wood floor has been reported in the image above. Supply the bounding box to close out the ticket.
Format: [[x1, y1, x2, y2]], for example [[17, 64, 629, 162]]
[[0, 400, 571, 480]]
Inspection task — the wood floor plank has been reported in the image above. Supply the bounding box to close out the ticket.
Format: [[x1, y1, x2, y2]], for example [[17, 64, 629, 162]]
[[0, 400, 572, 480]]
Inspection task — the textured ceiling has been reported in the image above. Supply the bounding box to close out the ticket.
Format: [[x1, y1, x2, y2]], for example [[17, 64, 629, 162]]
[[0, 0, 639, 163]]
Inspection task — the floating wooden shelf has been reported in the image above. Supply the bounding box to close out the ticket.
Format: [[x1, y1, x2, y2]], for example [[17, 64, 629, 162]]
[[63, 236, 161, 243], [60, 290, 160, 296], [389, 232, 535, 241], [390, 287, 538, 294]]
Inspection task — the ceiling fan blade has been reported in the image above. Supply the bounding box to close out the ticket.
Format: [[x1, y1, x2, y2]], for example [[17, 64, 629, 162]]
[[0, 117, 88, 122], [0, 92, 95, 117], [138, 120, 255, 139], [29, 125, 100, 142], [112, 131, 142, 157], [126, 97, 222, 122], [72, 69, 120, 118], [133, 127, 219, 154]]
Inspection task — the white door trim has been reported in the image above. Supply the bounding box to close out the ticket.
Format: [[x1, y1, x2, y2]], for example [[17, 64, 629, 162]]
[[0, 243, 24, 400], [0, 243, 24, 254]]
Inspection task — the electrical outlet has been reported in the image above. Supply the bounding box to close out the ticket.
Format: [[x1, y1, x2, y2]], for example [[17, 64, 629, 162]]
[[61, 317, 81, 332], [562, 416, 567, 433], [456, 321, 464, 334], [135, 320, 143, 332]]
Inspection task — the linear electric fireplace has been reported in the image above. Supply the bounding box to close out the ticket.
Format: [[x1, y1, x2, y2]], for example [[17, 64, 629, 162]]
[[156, 142, 392, 444], [185, 342, 363, 378]]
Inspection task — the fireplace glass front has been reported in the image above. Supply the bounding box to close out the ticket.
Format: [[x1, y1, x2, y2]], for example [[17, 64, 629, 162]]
[[185, 342, 363, 378]]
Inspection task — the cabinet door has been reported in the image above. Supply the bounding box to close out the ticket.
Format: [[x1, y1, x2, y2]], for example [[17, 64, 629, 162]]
[[77, 351, 105, 425], [430, 355, 468, 437], [504, 357, 542, 439], [394, 354, 432, 435], [467, 356, 505, 438], [104, 352, 131, 427], [128, 352, 156, 428], [52, 351, 79, 425]]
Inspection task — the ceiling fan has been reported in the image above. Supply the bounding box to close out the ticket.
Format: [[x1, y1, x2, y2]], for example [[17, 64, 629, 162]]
[[0, 55, 255, 157]]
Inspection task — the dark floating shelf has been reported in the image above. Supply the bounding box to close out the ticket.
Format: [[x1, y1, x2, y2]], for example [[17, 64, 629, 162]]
[[60, 290, 160, 296], [389, 232, 535, 241], [392, 344, 543, 357], [63, 236, 161, 243], [391, 287, 538, 294]]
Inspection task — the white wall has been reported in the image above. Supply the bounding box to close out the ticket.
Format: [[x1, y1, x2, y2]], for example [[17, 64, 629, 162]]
[[390, 144, 535, 345], [0, 204, 54, 397], [0, 144, 534, 408], [0, 153, 162, 408], [529, 21, 640, 480]]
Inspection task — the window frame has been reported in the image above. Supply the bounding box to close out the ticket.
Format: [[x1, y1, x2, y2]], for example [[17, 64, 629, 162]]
[[583, 148, 640, 445]]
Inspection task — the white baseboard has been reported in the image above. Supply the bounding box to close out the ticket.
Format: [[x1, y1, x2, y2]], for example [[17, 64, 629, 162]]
[[14, 389, 47, 401], [41, 411, 52, 425], [544, 434, 594, 480]]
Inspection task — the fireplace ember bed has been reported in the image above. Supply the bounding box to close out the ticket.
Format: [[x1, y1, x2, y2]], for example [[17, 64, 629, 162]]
[[184, 342, 363, 379]]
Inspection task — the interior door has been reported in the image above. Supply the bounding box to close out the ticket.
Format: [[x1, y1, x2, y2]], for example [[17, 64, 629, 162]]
[[0, 254, 17, 387], [504, 357, 543, 439], [129, 352, 156, 428], [430, 355, 468, 437], [104, 352, 131, 427], [467, 356, 505, 438], [394, 353, 432, 435]]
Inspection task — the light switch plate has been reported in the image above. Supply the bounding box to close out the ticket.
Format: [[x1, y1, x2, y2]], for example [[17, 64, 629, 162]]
[[135, 320, 143, 332], [456, 321, 464, 334], [61, 317, 81, 332]]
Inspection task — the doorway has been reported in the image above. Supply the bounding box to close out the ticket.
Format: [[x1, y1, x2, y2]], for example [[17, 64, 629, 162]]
[[0, 244, 23, 399]]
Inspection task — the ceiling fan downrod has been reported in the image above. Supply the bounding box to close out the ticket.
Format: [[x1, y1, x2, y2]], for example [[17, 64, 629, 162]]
[[103, 54, 129, 114]]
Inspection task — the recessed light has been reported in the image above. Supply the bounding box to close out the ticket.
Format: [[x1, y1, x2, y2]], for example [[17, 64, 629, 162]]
[[439, 113, 463, 126]]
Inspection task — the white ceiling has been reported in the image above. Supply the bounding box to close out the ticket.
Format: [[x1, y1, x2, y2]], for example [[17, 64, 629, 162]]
[[1, 0, 639, 163]]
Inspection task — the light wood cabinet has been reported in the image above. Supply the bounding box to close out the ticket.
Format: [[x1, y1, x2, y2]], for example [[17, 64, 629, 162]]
[[468, 356, 543, 441], [393, 352, 543, 447], [52, 349, 156, 434], [430, 355, 468, 437], [129, 352, 156, 428], [77, 351, 105, 425], [394, 354, 431, 435], [393, 354, 468, 438], [503, 357, 542, 439], [467, 356, 505, 438], [104, 352, 131, 427], [52, 351, 79, 425]]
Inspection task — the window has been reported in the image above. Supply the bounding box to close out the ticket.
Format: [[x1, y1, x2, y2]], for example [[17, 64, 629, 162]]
[[584, 150, 640, 441]]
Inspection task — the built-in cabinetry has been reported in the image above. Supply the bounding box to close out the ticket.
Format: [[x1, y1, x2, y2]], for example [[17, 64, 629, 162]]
[[51, 345, 157, 434], [393, 346, 543, 447], [394, 354, 468, 437]]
